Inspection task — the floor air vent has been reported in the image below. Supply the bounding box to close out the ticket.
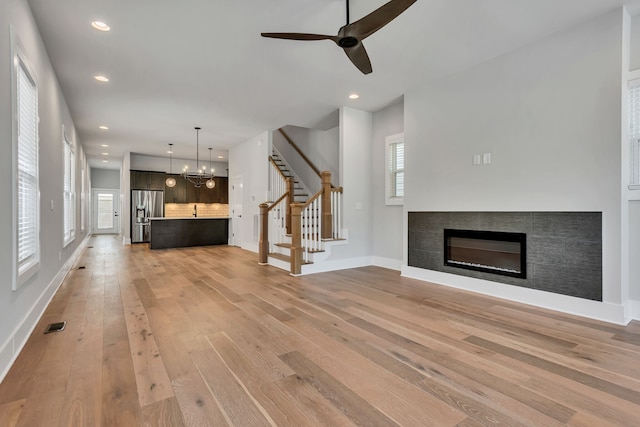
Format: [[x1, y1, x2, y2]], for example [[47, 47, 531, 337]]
[[44, 321, 66, 334], [77, 266, 86, 270]]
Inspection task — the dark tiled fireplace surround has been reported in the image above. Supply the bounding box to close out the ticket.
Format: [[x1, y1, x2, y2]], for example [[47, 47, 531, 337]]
[[408, 212, 602, 301]]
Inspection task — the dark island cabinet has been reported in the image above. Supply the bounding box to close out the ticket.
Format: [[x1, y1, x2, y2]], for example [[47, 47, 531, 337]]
[[131, 171, 166, 190]]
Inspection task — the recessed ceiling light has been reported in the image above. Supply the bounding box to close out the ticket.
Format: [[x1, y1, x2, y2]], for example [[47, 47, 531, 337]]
[[91, 21, 110, 32], [102, 160, 109, 163], [167, 150, 173, 154], [94, 75, 109, 82], [99, 125, 109, 130], [218, 155, 224, 159], [349, 93, 360, 100], [101, 152, 109, 156], [100, 144, 109, 147]]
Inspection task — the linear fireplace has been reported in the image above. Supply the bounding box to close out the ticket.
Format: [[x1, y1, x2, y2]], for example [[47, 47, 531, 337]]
[[444, 229, 526, 279]]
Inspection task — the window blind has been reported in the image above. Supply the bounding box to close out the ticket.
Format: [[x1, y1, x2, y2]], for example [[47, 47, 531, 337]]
[[630, 85, 640, 185], [17, 59, 39, 274], [63, 133, 75, 245], [389, 142, 405, 198]]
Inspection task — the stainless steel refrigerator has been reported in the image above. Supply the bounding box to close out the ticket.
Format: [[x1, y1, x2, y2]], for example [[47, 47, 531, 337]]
[[131, 190, 164, 243]]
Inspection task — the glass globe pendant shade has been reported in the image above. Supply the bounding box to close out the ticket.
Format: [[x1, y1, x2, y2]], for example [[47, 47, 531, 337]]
[[166, 142, 176, 187], [205, 178, 216, 189]]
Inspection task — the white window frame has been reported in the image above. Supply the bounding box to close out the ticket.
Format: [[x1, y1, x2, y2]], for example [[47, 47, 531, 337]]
[[63, 126, 76, 246], [629, 79, 640, 187], [80, 150, 85, 232], [385, 133, 404, 206], [11, 29, 40, 290]]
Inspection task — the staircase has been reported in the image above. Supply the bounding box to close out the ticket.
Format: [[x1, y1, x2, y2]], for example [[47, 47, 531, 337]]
[[259, 129, 345, 275], [270, 150, 309, 203]]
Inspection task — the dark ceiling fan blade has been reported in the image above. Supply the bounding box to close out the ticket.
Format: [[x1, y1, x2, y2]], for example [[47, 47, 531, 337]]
[[345, 0, 417, 40], [343, 42, 372, 75], [261, 32, 339, 42]]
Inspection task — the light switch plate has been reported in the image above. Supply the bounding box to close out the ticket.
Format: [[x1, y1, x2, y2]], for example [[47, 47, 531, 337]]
[[483, 153, 491, 164], [472, 154, 481, 165]]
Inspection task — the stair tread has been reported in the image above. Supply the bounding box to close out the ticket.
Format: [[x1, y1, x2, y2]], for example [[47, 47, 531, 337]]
[[268, 252, 313, 265], [274, 243, 325, 253]]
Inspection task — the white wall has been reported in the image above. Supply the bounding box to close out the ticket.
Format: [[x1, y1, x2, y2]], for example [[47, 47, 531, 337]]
[[91, 167, 120, 189], [273, 125, 339, 194], [229, 131, 270, 252], [372, 101, 404, 269], [403, 9, 627, 322], [121, 153, 131, 244], [630, 13, 640, 70], [130, 153, 228, 176], [320, 107, 373, 266], [630, 202, 640, 301], [0, 0, 90, 380]]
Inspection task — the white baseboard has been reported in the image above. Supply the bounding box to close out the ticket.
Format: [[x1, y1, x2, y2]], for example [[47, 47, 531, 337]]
[[241, 242, 259, 253], [372, 256, 402, 271], [628, 300, 640, 320], [402, 266, 630, 326], [301, 256, 373, 275], [0, 235, 90, 383]]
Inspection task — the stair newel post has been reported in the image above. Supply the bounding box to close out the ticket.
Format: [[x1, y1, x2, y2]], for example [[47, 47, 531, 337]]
[[290, 203, 303, 275], [286, 177, 294, 235], [321, 171, 333, 239], [258, 203, 269, 265]]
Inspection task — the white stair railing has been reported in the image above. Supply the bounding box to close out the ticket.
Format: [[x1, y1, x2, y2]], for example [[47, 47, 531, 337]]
[[269, 157, 287, 203], [330, 187, 343, 240], [267, 193, 289, 253], [301, 192, 322, 263]]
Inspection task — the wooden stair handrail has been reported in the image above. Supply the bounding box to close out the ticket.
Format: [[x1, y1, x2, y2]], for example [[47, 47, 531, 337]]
[[299, 189, 322, 209], [278, 128, 325, 182], [264, 192, 288, 213], [269, 156, 289, 180]]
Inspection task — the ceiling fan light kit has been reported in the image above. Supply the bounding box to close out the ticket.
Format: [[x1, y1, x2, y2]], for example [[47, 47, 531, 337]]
[[261, 0, 417, 75]]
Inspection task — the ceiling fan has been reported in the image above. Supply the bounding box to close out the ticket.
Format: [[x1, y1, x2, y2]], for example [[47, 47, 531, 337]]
[[261, 0, 417, 75]]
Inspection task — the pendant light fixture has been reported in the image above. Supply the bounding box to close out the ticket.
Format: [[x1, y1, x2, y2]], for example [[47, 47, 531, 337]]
[[183, 127, 215, 188], [165, 143, 176, 188], [205, 147, 216, 189]]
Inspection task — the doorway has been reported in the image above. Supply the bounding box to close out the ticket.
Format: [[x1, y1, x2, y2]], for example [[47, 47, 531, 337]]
[[230, 175, 243, 246], [92, 189, 120, 234]]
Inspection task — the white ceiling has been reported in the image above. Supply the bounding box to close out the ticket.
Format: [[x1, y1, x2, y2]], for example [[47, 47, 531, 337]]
[[26, 0, 637, 170]]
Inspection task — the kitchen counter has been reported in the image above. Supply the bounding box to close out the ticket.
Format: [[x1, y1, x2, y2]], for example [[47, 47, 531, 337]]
[[149, 217, 229, 249]]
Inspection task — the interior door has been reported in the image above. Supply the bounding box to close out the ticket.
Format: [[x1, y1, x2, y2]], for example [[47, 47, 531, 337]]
[[230, 175, 243, 246], [92, 189, 120, 234]]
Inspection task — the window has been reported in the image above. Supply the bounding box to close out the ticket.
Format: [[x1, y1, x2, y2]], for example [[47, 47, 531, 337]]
[[63, 128, 76, 245], [80, 153, 85, 232], [385, 133, 404, 205], [630, 83, 640, 186], [12, 43, 40, 289]]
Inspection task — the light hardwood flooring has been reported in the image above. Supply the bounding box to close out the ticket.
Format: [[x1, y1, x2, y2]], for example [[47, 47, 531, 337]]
[[1, 235, 639, 426]]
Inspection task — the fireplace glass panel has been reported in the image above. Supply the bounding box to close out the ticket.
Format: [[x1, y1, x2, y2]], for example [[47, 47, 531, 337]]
[[444, 229, 526, 278]]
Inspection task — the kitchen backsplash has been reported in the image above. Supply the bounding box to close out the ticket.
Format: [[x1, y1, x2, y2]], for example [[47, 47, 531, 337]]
[[165, 203, 229, 218]]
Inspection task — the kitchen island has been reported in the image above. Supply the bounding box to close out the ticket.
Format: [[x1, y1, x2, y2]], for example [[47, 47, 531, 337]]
[[149, 217, 229, 249]]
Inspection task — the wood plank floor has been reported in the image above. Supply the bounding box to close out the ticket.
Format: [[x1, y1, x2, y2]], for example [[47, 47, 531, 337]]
[[1, 235, 639, 426]]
